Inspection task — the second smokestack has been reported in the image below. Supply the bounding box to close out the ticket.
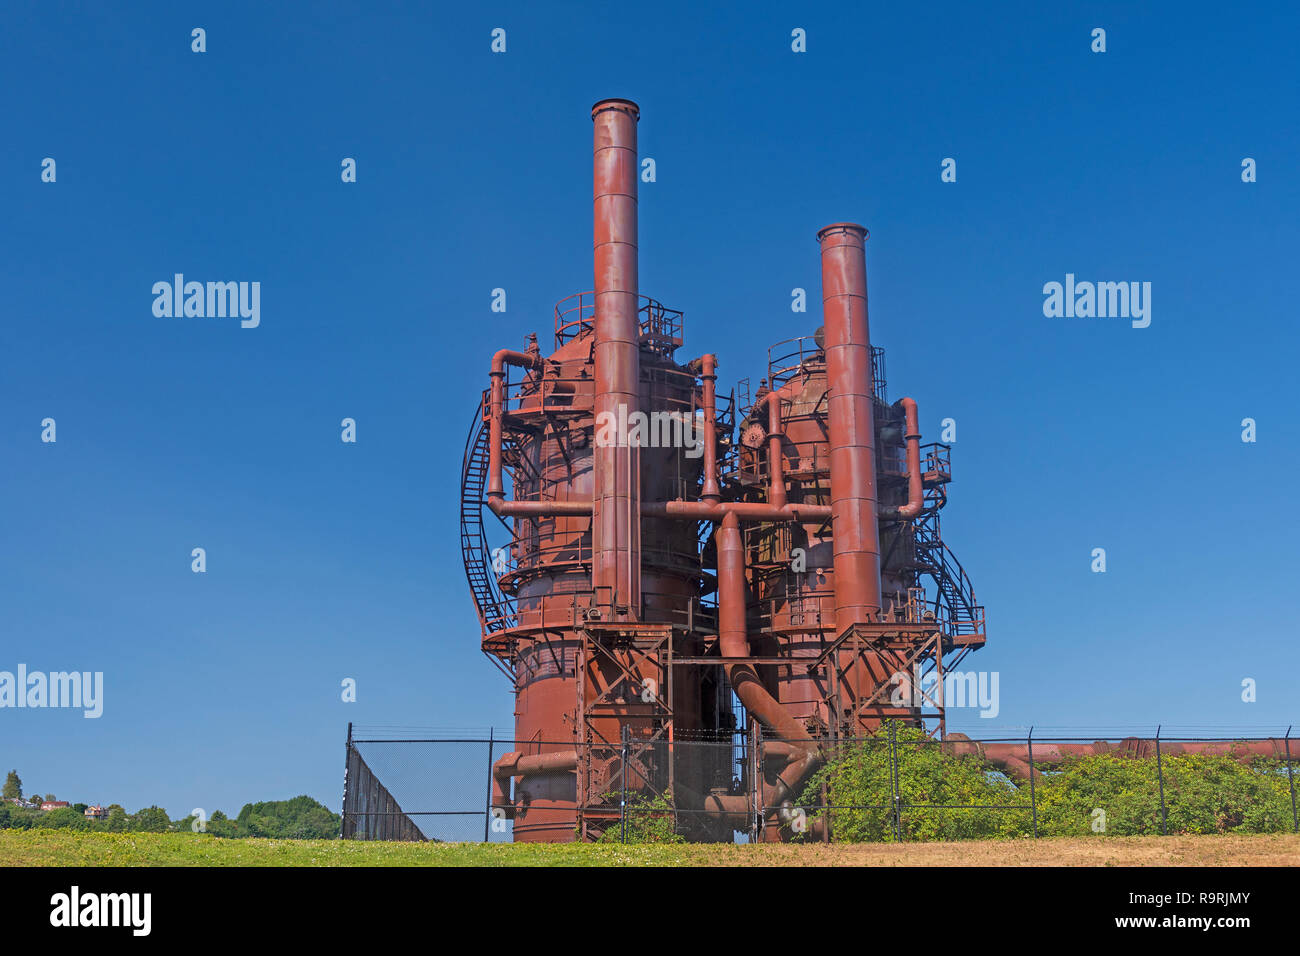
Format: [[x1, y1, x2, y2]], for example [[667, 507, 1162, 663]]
[[592, 99, 641, 616], [819, 222, 882, 633]]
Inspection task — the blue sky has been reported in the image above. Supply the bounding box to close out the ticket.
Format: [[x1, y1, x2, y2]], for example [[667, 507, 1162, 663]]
[[2, 1, 1297, 818]]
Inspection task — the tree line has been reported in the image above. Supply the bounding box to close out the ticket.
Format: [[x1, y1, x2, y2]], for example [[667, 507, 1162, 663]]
[[2, 770, 340, 839]]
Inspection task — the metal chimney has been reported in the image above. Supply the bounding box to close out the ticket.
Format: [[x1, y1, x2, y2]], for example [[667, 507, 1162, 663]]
[[591, 98, 642, 617], [818, 222, 883, 632]]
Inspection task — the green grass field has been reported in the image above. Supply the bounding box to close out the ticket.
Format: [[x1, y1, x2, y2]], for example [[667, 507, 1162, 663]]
[[3, 830, 1297, 866]]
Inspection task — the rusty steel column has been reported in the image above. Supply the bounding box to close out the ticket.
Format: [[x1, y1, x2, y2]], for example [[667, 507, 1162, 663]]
[[819, 222, 882, 632], [592, 98, 641, 617]]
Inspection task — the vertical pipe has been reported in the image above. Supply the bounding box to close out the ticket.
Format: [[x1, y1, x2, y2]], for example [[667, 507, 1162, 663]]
[[766, 391, 787, 508], [699, 355, 721, 501], [818, 222, 882, 632], [893, 397, 924, 518], [592, 98, 641, 616]]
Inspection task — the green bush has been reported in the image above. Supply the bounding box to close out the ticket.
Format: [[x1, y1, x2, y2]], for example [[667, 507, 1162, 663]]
[[596, 790, 684, 844], [795, 723, 1297, 842], [797, 723, 1028, 842], [1034, 752, 1293, 836]]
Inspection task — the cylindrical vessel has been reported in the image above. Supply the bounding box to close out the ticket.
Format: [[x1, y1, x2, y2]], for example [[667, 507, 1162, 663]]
[[819, 223, 882, 633], [592, 99, 641, 617]]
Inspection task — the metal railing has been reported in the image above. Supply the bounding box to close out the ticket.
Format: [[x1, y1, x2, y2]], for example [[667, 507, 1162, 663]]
[[553, 291, 684, 356]]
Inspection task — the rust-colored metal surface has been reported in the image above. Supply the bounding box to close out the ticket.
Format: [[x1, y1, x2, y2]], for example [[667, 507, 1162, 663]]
[[463, 99, 991, 842], [819, 223, 882, 634], [591, 99, 642, 618]]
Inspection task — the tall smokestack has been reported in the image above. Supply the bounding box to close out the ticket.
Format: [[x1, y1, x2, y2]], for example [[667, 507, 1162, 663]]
[[592, 98, 641, 616], [819, 222, 881, 632]]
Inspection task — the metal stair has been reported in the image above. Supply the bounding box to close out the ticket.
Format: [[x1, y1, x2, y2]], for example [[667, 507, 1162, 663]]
[[913, 513, 985, 646], [461, 395, 515, 637]]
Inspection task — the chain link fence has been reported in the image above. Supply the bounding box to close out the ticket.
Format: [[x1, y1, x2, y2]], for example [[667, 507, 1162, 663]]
[[341, 723, 1299, 843]]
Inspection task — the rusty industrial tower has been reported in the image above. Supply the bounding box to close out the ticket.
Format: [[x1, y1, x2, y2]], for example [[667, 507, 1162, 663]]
[[461, 99, 986, 842]]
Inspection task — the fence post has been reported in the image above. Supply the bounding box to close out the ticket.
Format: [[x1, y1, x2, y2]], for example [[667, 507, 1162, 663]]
[[1027, 726, 1038, 838], [483, 727, 495, 842], [620, 724, 629, 843], [340, 721, 353, 839], [888, 721, 902, 842], [1155, 725, 1167, 836], [1286, 726, 1297, 835], [752, 722, 763, 842]]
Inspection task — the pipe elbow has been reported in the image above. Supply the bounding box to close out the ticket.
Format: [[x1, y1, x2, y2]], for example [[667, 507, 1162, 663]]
[[892, 396, 924, 519], [490, 348, 543, 377]]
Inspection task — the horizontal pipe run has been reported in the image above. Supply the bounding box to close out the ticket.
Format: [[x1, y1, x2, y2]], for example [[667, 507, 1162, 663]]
[[642, 500, 831, 522], [945, 736, 1298, 782], [486, 498, 832, 523], [487, 498, 592, 517]]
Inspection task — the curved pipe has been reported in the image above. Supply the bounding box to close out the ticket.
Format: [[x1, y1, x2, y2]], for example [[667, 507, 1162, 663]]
[[716, 512, 821, 816], [490, 750, 580, 818], [881, 396, 923, 520], [487, 348, 545, 500], [486, 348, 592, 517]]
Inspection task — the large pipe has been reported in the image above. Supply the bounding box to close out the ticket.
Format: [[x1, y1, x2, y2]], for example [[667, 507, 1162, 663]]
[[592, 98, 642, 616], [716, 512, 820, 813], [764, 389, 787, 508], [882, 396, 924, 520], [642, 500, 829, 522], [490, 750, 580, 817], [945, 735, 1298, 782], [819, 222, 882, 632], [696, 355, 721, 502], [487, 348, 544, 501]]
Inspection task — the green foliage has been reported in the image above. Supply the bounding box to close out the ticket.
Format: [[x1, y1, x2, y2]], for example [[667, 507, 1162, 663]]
[[0, 774, 340, 840], [796, 724, 1298, 842], [130, 806, 172, 832], [2, 770, 21, 800], [1034, 752, 1294, 836], [234, 796, 341, 839], [42, 807, 90, 831], [597, 790, 685, 844], [798, 722, 1028, 842]]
